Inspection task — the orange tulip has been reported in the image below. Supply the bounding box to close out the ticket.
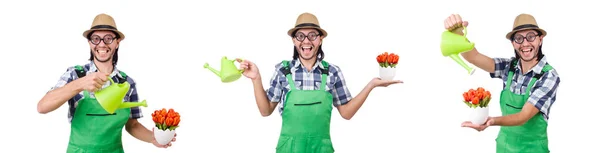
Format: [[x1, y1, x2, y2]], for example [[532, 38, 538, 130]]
[[472, 98, 480, 105], [387, 53, 399, 64], [376, 53, 387, 63], [173, 116, 180, 126], [165, 118, 173, 127]]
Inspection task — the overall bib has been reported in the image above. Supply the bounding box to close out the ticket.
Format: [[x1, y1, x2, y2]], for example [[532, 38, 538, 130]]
[[496, 60, 553, 153], [66, 65, 131, 153], [276, 60, 335, 153]]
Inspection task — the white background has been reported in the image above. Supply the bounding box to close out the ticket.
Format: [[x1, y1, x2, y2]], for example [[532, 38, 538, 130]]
[[0, 0, 597, 152]]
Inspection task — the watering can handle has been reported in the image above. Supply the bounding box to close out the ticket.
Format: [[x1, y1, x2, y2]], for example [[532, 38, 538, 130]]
[[108, 76, 115, 84], [235, 58, 245, 72], [451, 27, 468, 36]]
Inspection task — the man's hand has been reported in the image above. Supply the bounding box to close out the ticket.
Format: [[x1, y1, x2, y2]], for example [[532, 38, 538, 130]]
[[237, 58, 260, 81], [461, 117, 495, 132], [369, 78, 403, 88], [76, 72, 110, 92], [444, 14, 469, 35]]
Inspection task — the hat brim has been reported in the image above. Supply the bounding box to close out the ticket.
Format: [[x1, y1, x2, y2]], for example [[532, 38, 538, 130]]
[[287, 26, 328, 38], [83, 28, 125, 40], [505, 27, 546, 40]]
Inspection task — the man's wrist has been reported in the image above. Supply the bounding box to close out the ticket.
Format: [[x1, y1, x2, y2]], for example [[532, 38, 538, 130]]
[[251, 75, 262, 83], [68, 79, 84, 93]]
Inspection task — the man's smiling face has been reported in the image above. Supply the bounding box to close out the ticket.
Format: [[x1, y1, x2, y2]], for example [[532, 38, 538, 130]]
[[88, 30, 120, 63], [292, 28, 322, 60], [511, 29, 543, 62]]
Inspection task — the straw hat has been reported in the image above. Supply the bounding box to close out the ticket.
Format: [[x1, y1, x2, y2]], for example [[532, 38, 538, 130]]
[[82, 13, 125, 40], [287, 13, 328, 38], [505, 13, 546, 40]]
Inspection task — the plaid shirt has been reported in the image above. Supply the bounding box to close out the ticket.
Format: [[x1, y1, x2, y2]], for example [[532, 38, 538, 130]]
[[49, 61, 143, 123], [490, 56, 560, 121], [266, 59, 353, 115]]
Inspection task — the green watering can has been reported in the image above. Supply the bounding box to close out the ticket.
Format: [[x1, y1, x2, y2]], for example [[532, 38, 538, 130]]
[[94, 78, 148, 114], [204, 56, 244, 83], [440, 27, 476, 75]]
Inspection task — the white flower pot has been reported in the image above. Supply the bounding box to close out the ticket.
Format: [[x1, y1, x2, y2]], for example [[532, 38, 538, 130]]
[[153, 126, 176, 145], [379, 67, 397, 80], [469, 107, 489, 125]]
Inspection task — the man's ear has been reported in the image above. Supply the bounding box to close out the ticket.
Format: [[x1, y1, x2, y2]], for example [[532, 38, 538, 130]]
[[116, 38, 122, 49]]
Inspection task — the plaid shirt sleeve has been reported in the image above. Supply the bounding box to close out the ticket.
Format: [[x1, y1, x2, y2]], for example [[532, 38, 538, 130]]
[[126, 76, 143, 119], [489, 57, 513, 80], [329, 65, 352, 106], [266, 63, 286, 103], [527, 70, 560, 119], [50, 67, 84, 119]]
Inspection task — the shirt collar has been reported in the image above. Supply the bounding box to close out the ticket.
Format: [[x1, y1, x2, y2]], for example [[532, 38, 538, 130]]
[[88, 61, 123, 79], [291, 58, 324, 72]]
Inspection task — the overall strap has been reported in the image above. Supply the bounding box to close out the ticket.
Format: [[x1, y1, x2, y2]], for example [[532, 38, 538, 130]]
[[74, 65, 91, 98], [74, 65, 86, 78], [279, 60, 330, 91], [319, 61, 329, 91], [280, 60, 296, 90], [525, 64, 553, 96], [505, 59, 518, 90], [117, 71, 128, 83]]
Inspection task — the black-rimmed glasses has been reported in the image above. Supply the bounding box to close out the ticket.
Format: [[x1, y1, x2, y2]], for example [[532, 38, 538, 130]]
[[89, 35, 116, 45], [513, 32, 539, 44], [294, 32, 320, 42]]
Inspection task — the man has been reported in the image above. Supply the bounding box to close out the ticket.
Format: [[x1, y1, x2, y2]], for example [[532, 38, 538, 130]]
[[37, 13, 176, 153], [237, 12, 402, 153], [444, 14, 561, 152]]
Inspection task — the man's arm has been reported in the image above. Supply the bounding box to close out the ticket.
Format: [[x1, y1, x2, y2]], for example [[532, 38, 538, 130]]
[[336, 84, 374, 120], [330, 66, 371, 120], [126, 119, 154, 143], [490, 71, 560, 126], [124, 77, 153, 143], [453, 27, 496, 73], [252, 76, 279, 117], [254, 64, 288, 117], [38, 68, 82, 114]]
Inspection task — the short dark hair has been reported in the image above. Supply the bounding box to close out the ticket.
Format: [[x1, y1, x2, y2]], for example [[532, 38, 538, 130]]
[[87, 30, 121, 66], [291, 29, 325, 61]]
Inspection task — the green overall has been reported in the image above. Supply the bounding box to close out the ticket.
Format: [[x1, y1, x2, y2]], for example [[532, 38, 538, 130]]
[[66, 65, 131, 153], [496, 60, 553, 153], [275, 60, 335, 153]]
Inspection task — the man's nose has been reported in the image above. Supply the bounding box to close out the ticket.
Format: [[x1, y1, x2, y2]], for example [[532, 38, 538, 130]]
[[522, 39, 534, 46], [97, 40, 107, 46], [302, 37, 312, 43]]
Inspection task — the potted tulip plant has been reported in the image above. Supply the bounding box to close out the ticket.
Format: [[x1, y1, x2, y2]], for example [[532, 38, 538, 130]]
[[462, 87, 492, 125], [376, 52, 400, 80], [151, 108, 180, 145]]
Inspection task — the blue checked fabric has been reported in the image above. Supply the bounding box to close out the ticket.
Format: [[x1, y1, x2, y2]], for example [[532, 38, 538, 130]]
[[49, 61, 143, 123], [266, 59, 353, 115], [490, 56, 560, 121]]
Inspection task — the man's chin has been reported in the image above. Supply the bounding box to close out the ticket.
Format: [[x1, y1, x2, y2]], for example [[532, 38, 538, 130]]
[[94, 57, 112, 63]]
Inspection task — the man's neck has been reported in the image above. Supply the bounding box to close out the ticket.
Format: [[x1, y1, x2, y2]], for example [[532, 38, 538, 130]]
[[519, 59, 538, 74], [299, 58, 317, 72], [93, 60, 114, 74]]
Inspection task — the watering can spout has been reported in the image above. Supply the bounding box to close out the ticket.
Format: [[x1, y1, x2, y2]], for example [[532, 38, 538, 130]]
[[118, 100, 148, 109], [204, 63, 221, 78]]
